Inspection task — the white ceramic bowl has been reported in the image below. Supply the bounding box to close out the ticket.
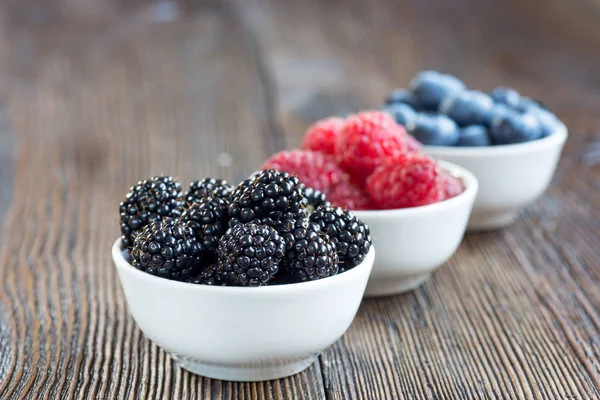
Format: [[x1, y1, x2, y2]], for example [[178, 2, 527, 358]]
[[353, 161, 477, 297], [423, 123, 567, 231], [112, 239, 374, 382]]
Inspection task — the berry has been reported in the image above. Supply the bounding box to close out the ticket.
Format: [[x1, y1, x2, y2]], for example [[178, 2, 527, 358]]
[[439, 90, 495, 126], [186, 263, 222, 285], [228, 170, 307, 227], [383, 103, 418, 127], [407, 113, 460, 146], [310, 206, 372, 269], [186, 178, 234, 204], [516, 97, 541, 112], [385, 89, 420, 109], [335, 111, 407, 187], [179, 197, 229, 252], [410, 71, 465, 111], [490, 112, 542, 144], [490, 87, 521, 109], [261, 150, 348, 194], [216, 223, 286, 286], [303, 187, 330, 213], [521, 105, 559, 138], [131, 218, 204, 281], [439, 171, 463, 200], [366, 153, 442, 209], [456, 125, 490, 147], [278, 218, 339, 282], [301, 117, 345, 156], [328, 182, 373, 210], [119, 176, 184, 248]]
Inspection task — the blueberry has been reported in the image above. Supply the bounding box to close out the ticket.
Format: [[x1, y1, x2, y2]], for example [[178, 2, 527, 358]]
[[490, 112, 543, 144], [410, 71, 465, 111], [385, 88, 420, 109], [383, 103, 417, 127], [456, 125, 490, 146], [439, 90, 495, 126], [516, 97, 541, 112], [490, 87, 521, 109], [407, 113, 460, 146], [527, 106, 559, 137]]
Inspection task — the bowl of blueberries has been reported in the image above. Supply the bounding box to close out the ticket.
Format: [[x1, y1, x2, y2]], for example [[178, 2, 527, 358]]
[[383, 70, 568, 230]]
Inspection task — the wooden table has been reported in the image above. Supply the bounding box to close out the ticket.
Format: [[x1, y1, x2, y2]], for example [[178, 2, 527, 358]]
[[1, 0, 599, 398]]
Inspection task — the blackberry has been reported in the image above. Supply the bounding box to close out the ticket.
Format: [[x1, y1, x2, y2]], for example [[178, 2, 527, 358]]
[[310, 205, 371, 270], [179, 196, 229, 253], [228, 170, 307, 227], [131, 218, 205, 281], [185, 263, 222, 285], [186, 178, 234, 204], [303, 187, 330, 214], [119, 176, 184, 248], [279, 218, 339, 282], [216, 223, 286, 286]]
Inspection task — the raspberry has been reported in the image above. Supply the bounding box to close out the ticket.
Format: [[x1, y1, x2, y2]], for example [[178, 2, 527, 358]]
[[366, 153, 442, 209], [335, 111, 407, 187], [301, 117, 345, 155], [403, 133, 423, 152], [328, 182, 373, 210], [261, 150, 348, 194], [439, 171, 463, 200]]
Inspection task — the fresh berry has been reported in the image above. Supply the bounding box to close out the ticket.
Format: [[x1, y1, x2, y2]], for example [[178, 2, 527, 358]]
[[516, 97, 541, 112], [186, 178, 234, 204], [131, 218, 204, 281], [179, 197, 229, 252], [261, 150, 348, 194], [410, 71, 465, 111], [278, 218, 339, 282], [383, 103, 418, 127], [521, 105, 559, 137], [385, 89, 421, 109], [439, 172, 463, 200], [366, 153, 442, 209], [490, 111, 542, 144], [490, 87, 521, 109], [403, 132, 423, 152], [216, 223, 286, 286], [335, 111, 407, 187], [439, 90, 495, 126], [301, 117, 345, 156], [186, 263, 222, 285], [456, 125, 490, 146], [228, 170, 307, 227], [303, 187, 330, 213], [407, 113, 460, 146], [328, 182, 373, 210], [310, 206, 371, 269], [119, 176, 184, 248]]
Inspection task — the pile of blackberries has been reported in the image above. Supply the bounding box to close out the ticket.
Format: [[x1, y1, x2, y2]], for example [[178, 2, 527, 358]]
[[119, 170, 372, 286]]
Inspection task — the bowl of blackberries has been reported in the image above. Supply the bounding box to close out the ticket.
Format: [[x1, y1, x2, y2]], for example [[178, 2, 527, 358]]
[[383, 70, 568, 230], [112, 172, 374, 381]]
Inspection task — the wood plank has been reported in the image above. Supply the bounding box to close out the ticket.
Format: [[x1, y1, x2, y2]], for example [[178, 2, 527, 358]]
[[0, 1, 324, 398], [241, 0, 600, 398]]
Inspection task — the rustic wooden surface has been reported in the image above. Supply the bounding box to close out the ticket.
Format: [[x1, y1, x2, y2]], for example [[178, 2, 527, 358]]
[[1, 0, 599, 398]]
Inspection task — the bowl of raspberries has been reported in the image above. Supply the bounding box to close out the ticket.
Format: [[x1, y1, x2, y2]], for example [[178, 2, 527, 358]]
[[261, 110, 478, 297], [112, 172, 374, 381], [383, 70, 568, 230]]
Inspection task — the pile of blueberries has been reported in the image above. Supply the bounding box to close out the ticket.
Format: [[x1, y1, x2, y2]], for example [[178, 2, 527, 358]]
[[383, 71, 563, 146]]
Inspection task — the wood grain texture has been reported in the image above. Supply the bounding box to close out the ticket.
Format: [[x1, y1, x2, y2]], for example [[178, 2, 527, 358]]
[[0, 0, 599, 399]]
